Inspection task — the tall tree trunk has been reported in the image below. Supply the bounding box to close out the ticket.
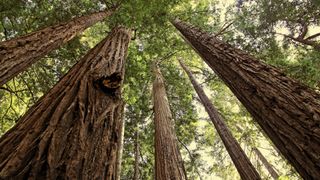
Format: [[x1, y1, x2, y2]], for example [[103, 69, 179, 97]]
[[0, 26, 131, 179], [235, 125, 279, 179], [179, 60, 260, 180], [153, 64, 187, 180], [0, 7, 117, 86], [252, 147, 279, 180], [133, 130, 140, 180], [116, 111, 125, 180], [172, 19, 320, 179]]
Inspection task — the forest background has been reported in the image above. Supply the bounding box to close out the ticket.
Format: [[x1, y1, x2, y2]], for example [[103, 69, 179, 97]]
[[0, 0, 319, 179]]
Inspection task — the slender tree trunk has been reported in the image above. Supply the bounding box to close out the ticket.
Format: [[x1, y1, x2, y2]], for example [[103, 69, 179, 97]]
[[0, 7, 117, 87], [235, 125, 279, 179], [153, 64, 187, 180], [133, 130, 140, 180], [177, 138, 202, 180], [172, 19, 320, 179], [116, 111, 126, 180], [179, 60, 260, 180], [0, 26, 131, 179], [252, 147, 279, 180]]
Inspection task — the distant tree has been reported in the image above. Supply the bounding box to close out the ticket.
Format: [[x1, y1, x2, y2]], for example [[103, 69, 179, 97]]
[[133, 121, 140, 180], [252, 147, 279, 180], [0, 26, 131, 179], [235, 125, 280, 179], [0, 6, 117, 86], [179, 59, 261, 180], [153, 64, 187, 180], [172, 19, 320, 179], [237, 0, 320, 50], [116, 115, 125, 180]]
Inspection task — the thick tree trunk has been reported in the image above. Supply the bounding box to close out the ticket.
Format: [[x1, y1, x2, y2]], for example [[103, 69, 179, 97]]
[[252, 147, 279, 180], [153, 64, 187, 180], [133, 130, 139, 180], [0, 7, 116, 86], [0, 26, 131, 179], [172, 19, 320, 179], [179, 60, 260, 180]]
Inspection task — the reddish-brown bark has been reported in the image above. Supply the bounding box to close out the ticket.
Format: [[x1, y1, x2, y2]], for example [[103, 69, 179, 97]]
[[0, 26, 131, 179], [172, 19, 320, 179], [0, 8, 116, 86], [153, 65, 187, 180], [179, 60, 261, 180]]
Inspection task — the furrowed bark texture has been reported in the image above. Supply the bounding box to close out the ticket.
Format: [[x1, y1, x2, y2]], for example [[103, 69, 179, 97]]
[[179, 60, 260, 180], [153, 65, 187, 180], [0, 8, 115, 86], [172, 19, 320, 179], [0, 26, 131, 179], [253, 147, 279, 180]]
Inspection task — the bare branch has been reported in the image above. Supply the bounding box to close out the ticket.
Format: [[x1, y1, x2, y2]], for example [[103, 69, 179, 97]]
[[276, 32, 320, 51], [215, 21, 234, 37], [306, 32, 320, 40], [177, 138, 203, 180], [0, 86, 13, 93]]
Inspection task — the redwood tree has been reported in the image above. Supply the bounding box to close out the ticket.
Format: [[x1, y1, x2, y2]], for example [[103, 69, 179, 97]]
[[253, 147, 279, 180], [172, 19, 320, 179], [153, 64, 187, 180], [179, 60, 260, 180], [116, 114, 126, 180], [0, 7, 117, 86], [0, 26, 131, 179], [133, 129, 140, 180], [235, 125, 279, 179]]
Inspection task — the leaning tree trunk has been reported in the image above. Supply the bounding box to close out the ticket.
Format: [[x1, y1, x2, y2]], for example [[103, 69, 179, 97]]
[[0, 26, 131, 179], [252, 147, 279, 180], [0, 7, 117, 87], [153, 64, 187, 180], [179, 60, 260, 180], [172, 19, 320, 179], [235, 125, 280, 179]]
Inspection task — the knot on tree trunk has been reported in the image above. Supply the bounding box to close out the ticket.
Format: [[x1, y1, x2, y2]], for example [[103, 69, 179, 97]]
[[94, 72, 122, 97]]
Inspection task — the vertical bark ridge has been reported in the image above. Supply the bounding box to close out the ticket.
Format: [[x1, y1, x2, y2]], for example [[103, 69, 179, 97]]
[[0, 7, 116, 86], [179, 60, 261, 180], [172, 19, 320, 179], [253, 147, 279, 180], [153, 64, 187, 180], [0, 26, 131, 179]]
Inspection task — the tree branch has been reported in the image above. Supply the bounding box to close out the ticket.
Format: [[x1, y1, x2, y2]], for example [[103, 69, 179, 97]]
[[215, 21, 234, 37], [276, 32, 320, 51], [306, 32, 320, 40], [177, 138, 203, 180], [297, 21, 308, 40]]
